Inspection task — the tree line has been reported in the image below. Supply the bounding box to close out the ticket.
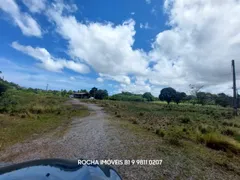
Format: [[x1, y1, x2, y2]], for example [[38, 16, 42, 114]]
[[0, 76, 237, 108], [159, 87, 238, 108]]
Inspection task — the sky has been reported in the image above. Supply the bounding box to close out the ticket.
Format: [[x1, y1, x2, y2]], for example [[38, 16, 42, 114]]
[[0, 0, 240, 96]]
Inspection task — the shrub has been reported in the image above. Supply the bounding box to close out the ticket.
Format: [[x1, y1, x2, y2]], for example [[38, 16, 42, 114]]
[[168, 136, 182, 146], [222, 121, 233, 127], [178, 116, 191, 124], [221, 128, 235, 136], [132, 119, 138, 124], [156, 129, 165, 137], [203, 133, 240, 154], [139, 112, 144, 116], [116, 114, 121, 118], [233, 123, 240, 128], [198, 124, 211, 134], [20, 114, 26, 118]]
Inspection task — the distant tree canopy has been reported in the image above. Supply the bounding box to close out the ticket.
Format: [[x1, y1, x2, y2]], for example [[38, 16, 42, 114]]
[[61, 89, 67, 97], [196, 92, 208, 105], [0, 79, 21, 95], [78, 89, 88, 93], [175, 92, 187, 104], [95, 89, 108, 100], [142, 92, 154, 101], [159, 87, 177, 104], [215, 93, 232, 107], [0, 81, 9, 95], [0, 74, 238, 108], [89, 87, 98, 98]]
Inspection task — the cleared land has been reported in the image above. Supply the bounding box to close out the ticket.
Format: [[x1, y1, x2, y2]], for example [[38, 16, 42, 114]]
[[88, 100, 240, 178], [1, 98, 240, 179]]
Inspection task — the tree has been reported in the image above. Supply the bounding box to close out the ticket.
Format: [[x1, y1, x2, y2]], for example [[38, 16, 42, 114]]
[[215, 93, 231, 107], [67, 90, 73, 95], [0, 81, 9, 95], [196, 92, 207, 105], [61, 89, 67, 97], [79, 89, 88, 93], [95, 89, 108, 100], [159, 87, 177, 104], [89, 87, 98, 98], [142, 92, 154, 101], [174, 92, 186, 104]]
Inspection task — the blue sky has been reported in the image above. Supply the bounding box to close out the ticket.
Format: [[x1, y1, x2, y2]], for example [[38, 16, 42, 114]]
[[1, 0, 240, 96]]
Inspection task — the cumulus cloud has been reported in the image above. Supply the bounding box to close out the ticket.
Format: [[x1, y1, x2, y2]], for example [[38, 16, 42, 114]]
[[5, 0, 239, 96], [99, 73, 131, 85], [46, 4, 149, 84], [148, 0, 240, 94], [0, 0, 42, 37], [22, 0, 46, 13], [119, 82, 152, 94], [11, 41, 90, 74]]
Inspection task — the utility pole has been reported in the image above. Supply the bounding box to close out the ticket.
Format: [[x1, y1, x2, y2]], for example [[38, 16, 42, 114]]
[[46, 84, 49, 91], [232, 60, 237, 115]]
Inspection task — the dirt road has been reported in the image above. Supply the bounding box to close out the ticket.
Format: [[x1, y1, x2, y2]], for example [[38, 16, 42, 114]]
[[0, 99, 163, 180], [1, 99, 237, 180]]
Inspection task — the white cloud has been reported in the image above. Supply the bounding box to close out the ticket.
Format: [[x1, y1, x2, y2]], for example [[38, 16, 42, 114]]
[[131, 12, 135, 15], [145, 0, 151, 4], [99, 73, 131, 85], [151, 7, 157, 16], [96, 77, 104, 82], [119, 83, 152, 94], [140, 22, 151, 29], [11, 41, 90, 74], [0, 0, 42, 37], [148, 0, 240, 93], [47, 4, 150, 84], [0, 58, 107, 91], [70, 76, 76, 81], [22, 0, 46, 13], [4, 0, 239, 96]]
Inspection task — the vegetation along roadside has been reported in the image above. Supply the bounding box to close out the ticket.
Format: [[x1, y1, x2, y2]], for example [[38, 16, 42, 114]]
[[0, 79, 89, 151]]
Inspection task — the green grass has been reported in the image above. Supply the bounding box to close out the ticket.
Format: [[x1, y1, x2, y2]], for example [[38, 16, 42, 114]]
[[88, 100, 240, 153], [0, 90, 89, 150]]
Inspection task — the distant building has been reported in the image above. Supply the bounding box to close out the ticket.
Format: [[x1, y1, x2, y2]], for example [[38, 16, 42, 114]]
[[73, 92, 89, 99]]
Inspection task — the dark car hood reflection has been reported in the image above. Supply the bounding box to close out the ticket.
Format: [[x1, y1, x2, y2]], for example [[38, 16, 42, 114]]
[[0, 159, 121, 180]]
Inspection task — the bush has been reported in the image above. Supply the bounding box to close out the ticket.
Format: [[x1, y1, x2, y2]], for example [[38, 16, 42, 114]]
[[222, 121, 233, 127], [198, 124, 211, 134], [156, 129, 165, 137], [221, 128, 236, 136], [132, 119, 138, 124], [178, 116, 191, 124], [203, 133, 240, 154], [168, 136, 182, 146]]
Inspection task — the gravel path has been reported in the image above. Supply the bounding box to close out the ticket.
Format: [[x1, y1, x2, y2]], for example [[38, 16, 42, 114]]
[[1, 99, 240, 180], [0, 99, 162, 180]]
